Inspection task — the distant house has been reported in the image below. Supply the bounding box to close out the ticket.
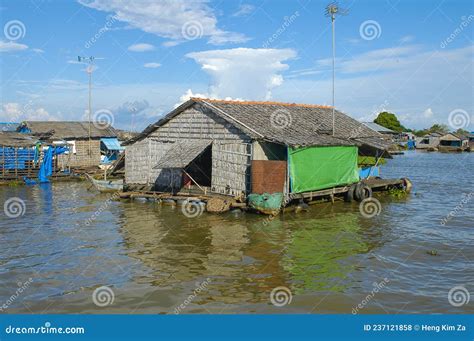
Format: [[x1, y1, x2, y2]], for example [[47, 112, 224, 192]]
[[469, 133, 474, 149], [0, 122, 20, 132], [124, 98, 390, 197], [438, 133, 469, 152], [363, 122, 398, 140], [416, 132, 442, 150], [17, 121, 120, 168]]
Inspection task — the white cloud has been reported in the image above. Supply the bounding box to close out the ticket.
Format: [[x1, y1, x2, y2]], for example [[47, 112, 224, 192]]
[[423, 108, 434, 118], [31, 48, 45, 53], [79, 0, 248, 45], [232, 4, 255, 17], [143, 62, 161, 68], [0, 103, 58, 122], [399, 35, 415, 44], [128, 43, 155, 52], [0, 40, 28, 52], [273, 44, 474, 129], [186, 48, 297, 100]]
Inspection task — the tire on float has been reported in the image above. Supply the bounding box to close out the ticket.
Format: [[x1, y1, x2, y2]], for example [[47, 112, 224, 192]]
[[344, 183, 357, 202], [355, 182, 372, 202]]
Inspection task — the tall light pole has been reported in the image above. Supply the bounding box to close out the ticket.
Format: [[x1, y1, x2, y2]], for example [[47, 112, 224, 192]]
[[325, 2, 347, 137]]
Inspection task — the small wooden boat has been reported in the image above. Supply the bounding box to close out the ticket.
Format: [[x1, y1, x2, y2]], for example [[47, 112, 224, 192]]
[[85, 173, 123, 192]]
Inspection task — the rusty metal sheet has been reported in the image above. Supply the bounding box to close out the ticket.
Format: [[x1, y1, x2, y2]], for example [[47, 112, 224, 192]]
[[251, 160, 287, 194]]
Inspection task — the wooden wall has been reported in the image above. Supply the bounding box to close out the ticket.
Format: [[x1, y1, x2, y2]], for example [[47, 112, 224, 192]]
[[126, 104, 253, 196]]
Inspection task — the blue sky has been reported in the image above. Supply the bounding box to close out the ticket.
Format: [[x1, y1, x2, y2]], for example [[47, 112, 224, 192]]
[[1, 0, 473, 131]]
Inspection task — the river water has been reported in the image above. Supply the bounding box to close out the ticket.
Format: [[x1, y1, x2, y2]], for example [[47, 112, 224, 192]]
[[0, 151, 472, 314]]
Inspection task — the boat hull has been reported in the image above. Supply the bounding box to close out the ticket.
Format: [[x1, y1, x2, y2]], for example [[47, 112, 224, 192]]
[[247, 193, 284, 215]]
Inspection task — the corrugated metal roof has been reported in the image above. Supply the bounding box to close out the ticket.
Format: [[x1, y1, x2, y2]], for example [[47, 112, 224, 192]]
[[101, 137, 124, 151], [154, 139, 212, 169], [362, 122, 396, 134]]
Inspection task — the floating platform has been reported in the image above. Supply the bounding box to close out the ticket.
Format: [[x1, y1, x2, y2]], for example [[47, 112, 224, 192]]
[[118, 178, 409, 215]]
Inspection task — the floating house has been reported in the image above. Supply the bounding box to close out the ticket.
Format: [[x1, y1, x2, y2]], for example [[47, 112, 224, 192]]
[[17, 121, 121, 168], [416, 132, 442, 150], [438, 133, 469, 152], [124, 98, 390, 204]]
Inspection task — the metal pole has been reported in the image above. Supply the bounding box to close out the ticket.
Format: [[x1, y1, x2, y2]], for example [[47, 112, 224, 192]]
[[331, 14, 336, 137], [88, 68, 92, 156]]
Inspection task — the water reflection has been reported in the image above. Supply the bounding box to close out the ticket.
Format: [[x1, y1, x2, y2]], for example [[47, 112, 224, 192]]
[[0, 152, 473, 313]]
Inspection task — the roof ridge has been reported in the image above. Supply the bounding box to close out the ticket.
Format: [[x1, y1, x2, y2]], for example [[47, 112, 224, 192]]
[[191, 97, 333, 109]]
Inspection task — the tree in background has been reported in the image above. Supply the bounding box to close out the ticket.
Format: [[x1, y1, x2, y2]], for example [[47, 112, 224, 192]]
[[373, 112, 406, 132], [413, 124, 450, 137], [427, 124, 449, 134], [455, 128, 469, 136]]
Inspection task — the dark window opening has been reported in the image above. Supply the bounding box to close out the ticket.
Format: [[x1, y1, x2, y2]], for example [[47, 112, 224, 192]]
[[184, 145, 212, 187]]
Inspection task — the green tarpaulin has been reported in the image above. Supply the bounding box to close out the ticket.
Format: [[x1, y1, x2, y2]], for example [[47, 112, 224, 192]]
[[288, 146, 359, 193]]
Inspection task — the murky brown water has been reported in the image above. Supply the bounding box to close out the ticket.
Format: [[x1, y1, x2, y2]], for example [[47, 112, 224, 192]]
[[1, 152, 473, 314]]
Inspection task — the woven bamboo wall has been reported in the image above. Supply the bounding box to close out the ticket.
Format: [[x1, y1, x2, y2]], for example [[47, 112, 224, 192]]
[[126, 105, 253, 195]]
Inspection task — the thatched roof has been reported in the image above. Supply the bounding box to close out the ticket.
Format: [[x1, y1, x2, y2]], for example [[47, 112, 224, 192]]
[[125, 98, 390, 151], [0, 132, 38, 147], [17, 121, 117, 139]]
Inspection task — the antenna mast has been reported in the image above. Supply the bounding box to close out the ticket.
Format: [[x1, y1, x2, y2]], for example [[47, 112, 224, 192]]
[[78, 56, 100, 156], [325, 2, 348, 137]]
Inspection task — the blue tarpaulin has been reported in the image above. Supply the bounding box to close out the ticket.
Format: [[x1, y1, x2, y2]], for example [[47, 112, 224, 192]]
[[0, 147, 35, 169], [38, 146, 68, 183], [101, 138, 124, 151]]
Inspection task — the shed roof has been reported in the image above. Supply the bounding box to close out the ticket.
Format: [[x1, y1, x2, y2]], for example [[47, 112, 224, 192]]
[[154, 139, 212, 169], [17, 121, 117, 139], [127, 98, 388, 151], [101, 137, 124, 151], [0, 132, 38, 147], [362, 122, 396, 134]]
